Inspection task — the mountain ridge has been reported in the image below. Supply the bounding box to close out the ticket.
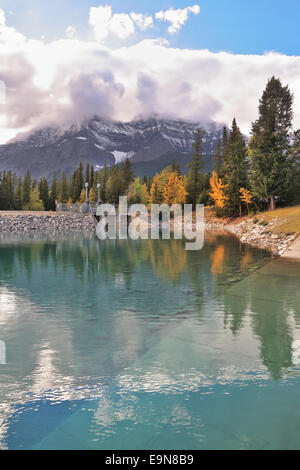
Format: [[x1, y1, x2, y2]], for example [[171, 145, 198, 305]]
[[0, 117, 224, 179]]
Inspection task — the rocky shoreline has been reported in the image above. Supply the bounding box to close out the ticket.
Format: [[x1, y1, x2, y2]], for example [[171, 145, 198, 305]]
[[0, 213, 95, 233], [205, 218, 297, 255], [0, 212, 297, 256]]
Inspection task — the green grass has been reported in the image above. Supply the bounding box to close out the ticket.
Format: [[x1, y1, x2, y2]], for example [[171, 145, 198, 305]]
[[255, 205, 300, 234]]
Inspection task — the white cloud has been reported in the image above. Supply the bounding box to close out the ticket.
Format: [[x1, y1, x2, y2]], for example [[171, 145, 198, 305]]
[[0, 8, 5, 26], [89, 5, 113, 42], [130, 13, 153, 31], [88, 6, 154, 42], [155, 4, 200, 34], [108, 13, 135, 40], [65, 26, 76, 39], [1, 7, 300, 144], [89, 5, 136, 42]]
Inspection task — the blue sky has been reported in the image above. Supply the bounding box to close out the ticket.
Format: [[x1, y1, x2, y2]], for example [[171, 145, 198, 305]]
[[0, 0, 299, 54]]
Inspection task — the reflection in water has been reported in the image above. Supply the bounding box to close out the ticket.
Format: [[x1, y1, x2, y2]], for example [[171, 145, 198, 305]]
[[211, 245, 225, 278], [0, 232, 300, 449]]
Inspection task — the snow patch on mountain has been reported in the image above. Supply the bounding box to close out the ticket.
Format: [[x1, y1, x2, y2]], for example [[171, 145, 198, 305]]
[[0, 117, 226, 178], [112, 151, 135, 164]]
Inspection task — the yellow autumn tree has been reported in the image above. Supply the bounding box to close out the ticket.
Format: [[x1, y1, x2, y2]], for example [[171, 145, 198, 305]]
[[209, 171, 228, 209], [79, 188, 86, 204], [148, 174, 163, 208], [239, 188, 252, 214], [163, 173, 187, 205], [89, 187, 97, 203]]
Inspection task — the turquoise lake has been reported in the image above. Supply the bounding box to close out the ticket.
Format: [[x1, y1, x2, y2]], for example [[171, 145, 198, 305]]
[[0, 232, 300, 450]]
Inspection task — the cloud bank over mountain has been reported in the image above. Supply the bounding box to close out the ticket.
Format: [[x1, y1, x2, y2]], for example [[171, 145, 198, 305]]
[[0, 5, 300, 143]]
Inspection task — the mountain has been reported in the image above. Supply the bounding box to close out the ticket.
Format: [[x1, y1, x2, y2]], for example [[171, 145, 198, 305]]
[[0, 118, 224, 179]]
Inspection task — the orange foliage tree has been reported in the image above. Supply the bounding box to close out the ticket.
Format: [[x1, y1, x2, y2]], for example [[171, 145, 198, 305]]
[[163, 173, 187, 205], [239, 187, 252, 214], [209, 171, 228, 209]]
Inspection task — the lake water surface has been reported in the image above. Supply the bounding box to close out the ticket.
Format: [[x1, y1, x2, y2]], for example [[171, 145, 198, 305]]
[[0, 232, 300, 450]]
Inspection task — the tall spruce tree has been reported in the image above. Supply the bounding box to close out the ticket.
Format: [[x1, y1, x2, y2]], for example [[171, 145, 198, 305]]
[[14, 177, 23, 210], [49, 172, 58, 211], [212, 139, 223, 176], [60, 171, 69, 203], [222, 126, 229, 160], [249, 77, 294, 210], [106, 165, 123, 204], [186, 128, 205, 207], [71, 163, 84, 202], [38, 177, 49, 211], [90, 166, 94, 189], [290, 129, 300, 203], [121, 158, 134, 194], [171, 159, 181, 175], [223, 118, 249, 217], [22, 171, 32, 207], [85, 164, 90, 187], [100, 162, 108, 203], [0, 171, 14, 209]]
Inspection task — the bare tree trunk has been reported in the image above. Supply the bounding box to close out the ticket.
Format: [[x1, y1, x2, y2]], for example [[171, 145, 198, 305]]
[[270, 196, 276, 211]]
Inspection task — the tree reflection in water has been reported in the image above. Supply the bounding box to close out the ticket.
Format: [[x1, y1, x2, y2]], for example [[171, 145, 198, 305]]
[[0, 232, 299, 380]]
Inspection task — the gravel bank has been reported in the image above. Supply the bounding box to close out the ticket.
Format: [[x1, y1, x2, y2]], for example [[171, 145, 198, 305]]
[[0, 213, 95, 233], [206, 218, 297, 255], [0, 212, 297, 256]]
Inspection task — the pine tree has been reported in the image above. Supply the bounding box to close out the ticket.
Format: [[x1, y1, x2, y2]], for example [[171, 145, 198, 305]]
[[148, 175, 163, 207], [49, 172, 58, 211], [78, 162, 84, 191], [14, 177, 23, 210], [38, 177, 49, 211], [22, 171, 32, 207], [121, 158, 134, 194], [223, 118, 249, 217], [85, 163, 90, 187], [171, 159, 181, 175], [222, 126, 229, 160], [186, 128, 205, 208], [290, 129, 300, 203], [250, 77, 294, 210], [59, 171, 69, 203], [90, 166, 95, 189], [0, 171, 14, 209], [212, 139, 223, 176], [71, 163, 84, 202], [100, 162, 108, 203], [105, 166, 123, 204]]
